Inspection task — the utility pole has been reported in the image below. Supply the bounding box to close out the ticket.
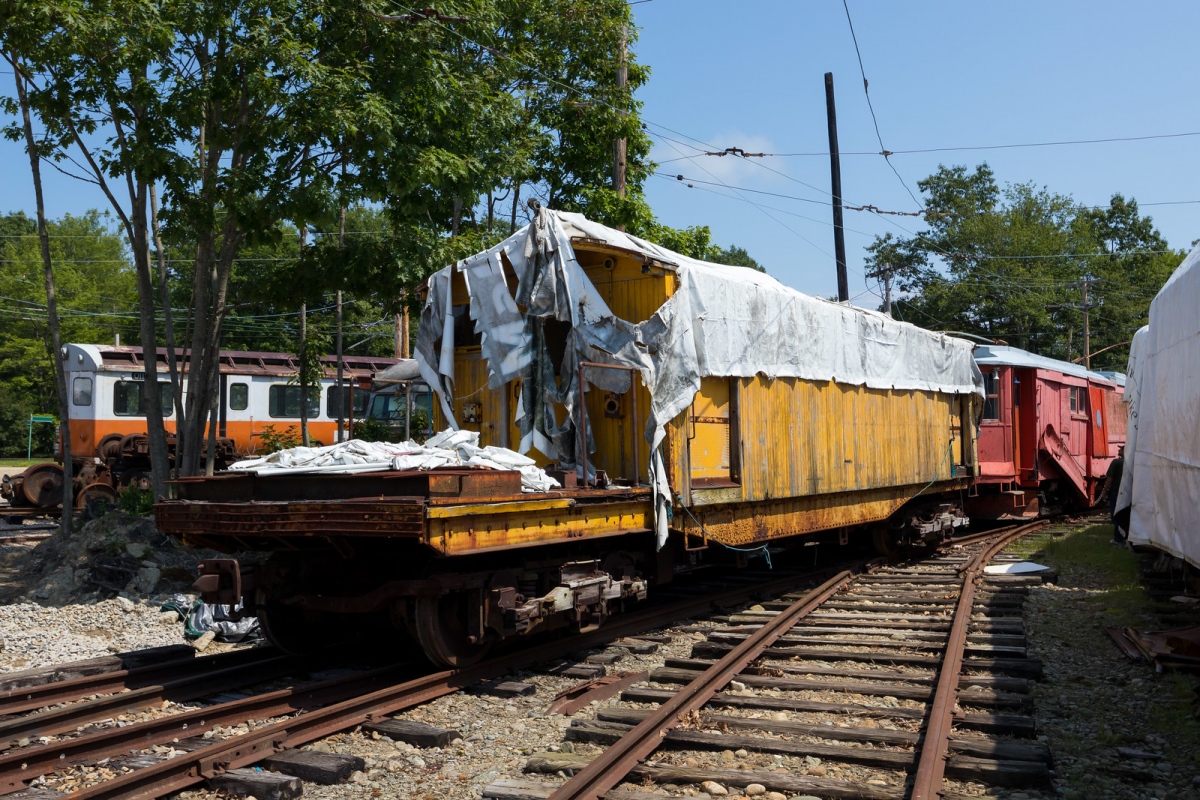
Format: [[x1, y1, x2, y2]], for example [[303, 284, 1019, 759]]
[[865, 263, 894, 316], [824, 72, 849, 303], [613, 26, 628, 230], [336, 205, 345, 443], [1068, 277, 1102, 369]]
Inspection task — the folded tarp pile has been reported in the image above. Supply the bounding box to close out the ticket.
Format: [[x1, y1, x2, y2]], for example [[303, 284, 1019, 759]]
[[415, 203, 985, 548], [227, 431, 561, 493]]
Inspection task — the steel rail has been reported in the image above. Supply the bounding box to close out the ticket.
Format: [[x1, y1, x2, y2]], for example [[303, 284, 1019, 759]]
[[909, 519, 1047, 800], [546, 569, 857, 800], [0, 646, 282, 716], [0, 653, 304, 747], [26, 564, 852, 800]]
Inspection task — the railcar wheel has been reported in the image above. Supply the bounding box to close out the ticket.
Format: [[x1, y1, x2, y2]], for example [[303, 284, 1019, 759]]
[[872, 527, 902, 557], [413, 593, 491, 668], [21, 464, 65, 508]]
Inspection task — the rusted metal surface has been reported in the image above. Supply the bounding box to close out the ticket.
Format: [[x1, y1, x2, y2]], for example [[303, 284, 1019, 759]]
[[546, 569, 856, 800], [157, 499, 427, 540], [678, 483, 970, 547], [545, 671, 650, 716], [909, 520, 1047, 800], [23, 563, 837, 800]]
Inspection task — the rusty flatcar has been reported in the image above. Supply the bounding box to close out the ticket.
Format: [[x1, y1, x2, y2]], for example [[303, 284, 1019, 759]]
[[157, 208, 983, 666], [968, 344, 1125, 519]]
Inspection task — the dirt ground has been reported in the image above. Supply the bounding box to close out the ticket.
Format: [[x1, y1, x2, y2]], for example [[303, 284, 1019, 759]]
[[1009, 521, 1200, 800]]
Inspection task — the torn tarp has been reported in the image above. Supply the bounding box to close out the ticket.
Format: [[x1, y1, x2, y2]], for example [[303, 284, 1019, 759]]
[[415, 206, 985, 548]]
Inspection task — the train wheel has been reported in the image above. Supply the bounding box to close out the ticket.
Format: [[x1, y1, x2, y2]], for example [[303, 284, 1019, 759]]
[[75, 482, 118, 512], [256, 596, 327, 656], [872, 527, 902, 557], [21, 464, 65, 508], [413, 593, 491, 669]]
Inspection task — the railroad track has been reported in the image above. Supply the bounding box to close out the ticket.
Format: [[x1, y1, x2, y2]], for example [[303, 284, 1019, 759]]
[[0, 524, 1050, 800], [488, 521, 1052, 800]]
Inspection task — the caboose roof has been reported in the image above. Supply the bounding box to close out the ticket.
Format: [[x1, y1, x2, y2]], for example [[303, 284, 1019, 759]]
[[973, 343, 1124, 386]]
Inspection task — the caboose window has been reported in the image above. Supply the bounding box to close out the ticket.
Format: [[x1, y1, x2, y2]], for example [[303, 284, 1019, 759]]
[[229, 382, 249, 411], [982, 370, 1000, 420], [1069, 387, 1080, 413], [72, 377, 92, 406], [269, 384, 320, 418]]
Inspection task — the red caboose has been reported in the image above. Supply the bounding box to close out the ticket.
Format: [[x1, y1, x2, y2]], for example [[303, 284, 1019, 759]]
[[969, 345, 1126, 519]]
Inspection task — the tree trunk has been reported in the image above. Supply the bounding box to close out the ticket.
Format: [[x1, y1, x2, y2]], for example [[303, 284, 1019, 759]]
[[12, 57, 72, 535], [150, 184, 184, 476], [299, 301, 309, 447]]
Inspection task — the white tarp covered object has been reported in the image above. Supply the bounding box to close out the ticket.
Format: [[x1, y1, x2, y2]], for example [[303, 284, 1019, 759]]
[[415, 205, 983, 548], [228, 432, 561, 493], [1116, 244, 1200, 567]]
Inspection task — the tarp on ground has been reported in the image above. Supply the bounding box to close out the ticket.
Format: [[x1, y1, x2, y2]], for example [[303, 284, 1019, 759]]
[[1116, 243, 1200, 568], [415, 206, 984, 548]]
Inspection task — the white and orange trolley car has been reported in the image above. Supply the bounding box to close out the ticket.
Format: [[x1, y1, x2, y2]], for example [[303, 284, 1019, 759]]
[[1, 344, 397, 514]]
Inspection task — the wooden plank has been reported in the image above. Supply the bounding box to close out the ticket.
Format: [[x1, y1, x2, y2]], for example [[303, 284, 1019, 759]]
[[585, 652, 623, 666], [595, 707, 1049, 762], [539, 663, 606, 680], [363, 719, 460, 747], [946, 755, 1052, 788], [663, 657, 1029, 692], [262, 750, 365, 784], [482, 777, 671, 800], [566, 720, 916, 771], [208, 768, 303, 800], [690, 641, 1044, 678], [524, 752, 904, 800], [621, 685, 928, 720]]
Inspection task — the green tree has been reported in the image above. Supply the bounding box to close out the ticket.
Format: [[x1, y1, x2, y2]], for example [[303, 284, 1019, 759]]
[[0, 211, 136, 456], [711, 244, 765, 272], [886, 165, 1180, 370]]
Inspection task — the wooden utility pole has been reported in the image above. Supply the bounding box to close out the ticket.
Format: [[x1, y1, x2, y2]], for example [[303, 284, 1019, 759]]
[[1070, 277, 1102, 369], [402, 304, 410, 358], [865, 263, 894, 316], [824, 72, 849, 303], [612, 26, 628, 232], [299, 300, 308, 446]]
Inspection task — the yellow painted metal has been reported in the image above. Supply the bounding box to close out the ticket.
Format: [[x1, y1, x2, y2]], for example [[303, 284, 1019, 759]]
[[425, 497, 573, 519], [679, 479, 968, 547], [689, 377, 732, 482], [427, 498, 652, 554]]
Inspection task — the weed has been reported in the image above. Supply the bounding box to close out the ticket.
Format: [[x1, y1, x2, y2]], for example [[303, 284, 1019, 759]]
[[257, 424, 302, 454], [118, 486, 155, 517]]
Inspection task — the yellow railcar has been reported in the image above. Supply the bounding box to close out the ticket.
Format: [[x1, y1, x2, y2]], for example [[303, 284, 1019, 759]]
[[160, 208, 979, 667]]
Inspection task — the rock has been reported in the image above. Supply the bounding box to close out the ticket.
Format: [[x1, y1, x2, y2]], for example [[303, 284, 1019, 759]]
[[744, 785, 766, 796], [749, 605, 765, 612], [701, 782, 728, 797], [765, 794, 786, 800], [134, 566, 161, 594], [734, 749, 749, 758], [158, 611, 179, 625], [116, 596, 135, 612], [770, 712, 789, 721], [789, 796, 821, 800], [720, 750, 736, 763], [803, 756, 821, 768], [192, 631, 216, 652], [729, 681, 747, 692], [125, 542, 147, 559], [807, 766, 826, 778], [685, 758, 700, 768]]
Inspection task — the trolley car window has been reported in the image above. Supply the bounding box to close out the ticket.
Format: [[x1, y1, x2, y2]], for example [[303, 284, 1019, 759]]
[[229, 382, 248, 411], [268, 384, 320, 418], [1069, 387, 1081, 413], [983, 370, 1000, 420], [72, 377, 92, 406], [112, 380, 174, 417], [326, 386, 368, 418]]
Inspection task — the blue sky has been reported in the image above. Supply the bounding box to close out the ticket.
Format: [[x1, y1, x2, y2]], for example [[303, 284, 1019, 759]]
[[1, 1, 1197, 304], [632, 0, 1200, 300]]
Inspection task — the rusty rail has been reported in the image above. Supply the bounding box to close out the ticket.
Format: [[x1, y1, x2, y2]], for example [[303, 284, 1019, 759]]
[[14, 563, 849, 800], [909, 519, 1048, 800], [546, 569, 857, 800]]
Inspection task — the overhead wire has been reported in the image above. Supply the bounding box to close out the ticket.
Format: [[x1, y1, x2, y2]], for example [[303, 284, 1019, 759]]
[[840, 0, 923, 210]]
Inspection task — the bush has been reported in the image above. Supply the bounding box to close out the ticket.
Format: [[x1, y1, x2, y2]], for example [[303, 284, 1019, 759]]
[[258, 424, 301, 454], [118, 486, 155, 517]]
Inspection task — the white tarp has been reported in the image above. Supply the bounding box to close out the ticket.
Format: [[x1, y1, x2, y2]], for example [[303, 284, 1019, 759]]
[[227, 433, 560, 493], [1114, 325, 1148, 538], [1117, 244, 1200, 568], [415, 207, 984, 548]]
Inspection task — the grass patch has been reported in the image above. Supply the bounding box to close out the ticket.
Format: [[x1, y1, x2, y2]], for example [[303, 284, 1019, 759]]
[[0, 459, 36, 469]]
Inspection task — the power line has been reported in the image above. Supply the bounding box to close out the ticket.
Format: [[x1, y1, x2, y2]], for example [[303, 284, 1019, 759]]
[[743, 130, 1200, 158], [840, 0, 922, 210]]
